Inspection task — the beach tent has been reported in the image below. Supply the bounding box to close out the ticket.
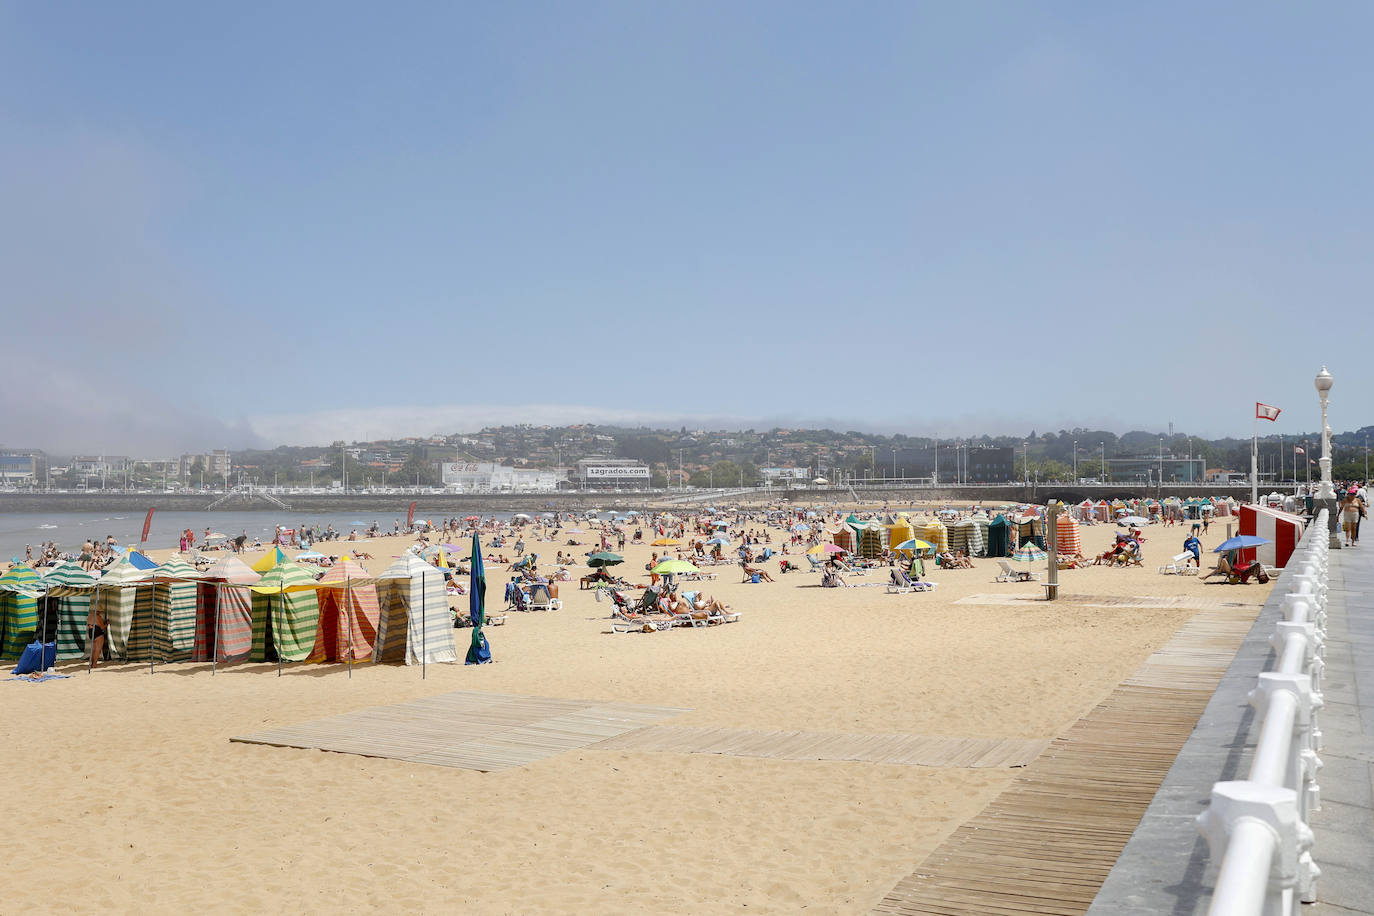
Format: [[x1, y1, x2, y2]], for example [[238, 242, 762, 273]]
[[967, 514, 990, 557], [251, 547, 291, 573], [0, 564, 44, 659], [40, 562, 98, 661], [1055, 514, 1083, 557], [374, 554, 457, 666], [1238, 506, 1305, 569], [307, 558, 379, 663], [885, 519, 915, 552], [920, 518, 948, 553], [987, 515, 1011, 557], [1076, 500, 1095, 522], [1015, 517, 1044, 549], [196, 556, 259, 663], [150, 559, 201, 663], [830, 528, 857, 555], [250, 562, 321, 663], [953, 518, 985, 557], [94, 556, 154, 660], [858, 521, 886, 559]]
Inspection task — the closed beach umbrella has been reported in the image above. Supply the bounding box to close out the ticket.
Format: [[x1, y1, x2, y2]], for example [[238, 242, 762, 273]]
[[466, 531, 490, 665]]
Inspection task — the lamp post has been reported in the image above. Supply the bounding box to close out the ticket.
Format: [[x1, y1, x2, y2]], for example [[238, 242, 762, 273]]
[[1022, 441, 1028, 485], [1315, 366, 1339, 548], [1101, 442, 1106, 481], [1073, 439, 1078, 483]]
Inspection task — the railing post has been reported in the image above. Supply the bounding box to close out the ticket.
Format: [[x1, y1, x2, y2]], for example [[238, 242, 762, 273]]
[[1198, 781, 1310, 916]]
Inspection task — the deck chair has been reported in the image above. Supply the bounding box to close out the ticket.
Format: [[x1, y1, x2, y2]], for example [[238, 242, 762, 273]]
[[887, 568, 935, 594], [807, 555, 824, 572], [526, 583, 562, 612], [996, 559, 1038, 582], [1158, 552, 1198, 576]]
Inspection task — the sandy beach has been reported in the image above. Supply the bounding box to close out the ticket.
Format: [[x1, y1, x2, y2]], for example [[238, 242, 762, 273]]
[[0, 505, 1271, 914]]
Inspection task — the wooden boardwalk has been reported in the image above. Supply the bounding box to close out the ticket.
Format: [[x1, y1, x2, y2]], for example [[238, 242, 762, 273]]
[[591, 726, 1046, 768], [231, 690, 689, 772], [871, 604, 1258, 916]]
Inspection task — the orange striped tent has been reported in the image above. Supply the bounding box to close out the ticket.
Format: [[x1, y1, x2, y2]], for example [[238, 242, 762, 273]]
[[1055, 513, 1083, 557], [308, 558, 379, 663], [196, 556, 259, 663]]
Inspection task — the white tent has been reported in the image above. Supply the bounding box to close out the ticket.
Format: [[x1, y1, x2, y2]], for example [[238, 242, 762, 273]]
[[374, 554, 457, 666]]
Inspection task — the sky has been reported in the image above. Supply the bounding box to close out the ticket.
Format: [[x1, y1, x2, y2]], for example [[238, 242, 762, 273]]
[[2, 1, 1371, 454]]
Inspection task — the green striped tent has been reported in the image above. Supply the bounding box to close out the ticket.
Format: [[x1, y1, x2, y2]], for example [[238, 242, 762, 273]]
[[151, 559, 201, 663], [374, 553, 457, 666], [96, 556, 154, 660], [250, 562, 320, 663], [41, 562, 99, 661], [0, 564, 44, 659]]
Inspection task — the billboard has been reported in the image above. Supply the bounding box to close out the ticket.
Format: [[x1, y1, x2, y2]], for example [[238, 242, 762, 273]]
[[583, 465, 650, 480]]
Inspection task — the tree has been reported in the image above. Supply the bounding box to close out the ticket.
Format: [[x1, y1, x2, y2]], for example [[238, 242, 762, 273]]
[[399, 451, 439, 486]]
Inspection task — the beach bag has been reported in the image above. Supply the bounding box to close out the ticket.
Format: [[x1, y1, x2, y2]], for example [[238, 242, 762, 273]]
[[13, 641, 56, 676]]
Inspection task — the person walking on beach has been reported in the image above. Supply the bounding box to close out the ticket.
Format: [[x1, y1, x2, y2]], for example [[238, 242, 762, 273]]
[[1183, 532, 1202, 568]]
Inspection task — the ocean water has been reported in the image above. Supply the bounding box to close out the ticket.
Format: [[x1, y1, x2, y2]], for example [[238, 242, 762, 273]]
[[0, 508, 525, 562]]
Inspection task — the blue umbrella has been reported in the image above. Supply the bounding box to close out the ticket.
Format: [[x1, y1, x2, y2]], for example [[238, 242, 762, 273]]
[[127, 550, 158, 570], [1213, 535, 1270, 553], [705, 537, 731, 546], [790, 523, 811, 533], [465, 531, 491, 665]]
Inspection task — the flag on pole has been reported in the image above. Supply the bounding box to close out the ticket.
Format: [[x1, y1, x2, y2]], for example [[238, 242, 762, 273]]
[[1294, 446, 1305, 455], [1256, 402, 1281, 421], [140, 507, 156, 545], [406, 501, 417, 529]]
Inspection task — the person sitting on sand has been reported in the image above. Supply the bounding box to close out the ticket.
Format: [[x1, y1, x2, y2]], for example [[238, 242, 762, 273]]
[[1203, 553, 1233, 581]]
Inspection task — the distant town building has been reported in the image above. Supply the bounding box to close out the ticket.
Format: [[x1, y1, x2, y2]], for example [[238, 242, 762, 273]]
[[440, 462, 561, 492], [760, 467, 810, 482], [0, 453, 39, 484], [574, 457, 651, 488], [892, 447, 1015, 482], [1106, 457, 1204, 483]]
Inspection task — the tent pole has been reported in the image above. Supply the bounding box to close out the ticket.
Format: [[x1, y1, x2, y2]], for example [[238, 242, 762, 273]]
[[346, 574, 352, 680], [212, 580, 220, 676], [277, 583, 283, 678], [88, 587, 100, 674], [149, 572, 156, 676], [421, 570, 427, 680]]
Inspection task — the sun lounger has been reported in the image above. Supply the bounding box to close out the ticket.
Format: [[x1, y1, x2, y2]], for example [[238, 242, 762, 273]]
[[1158, 552, 1199, 575], [886, 569, 937, 593], [996, 559, 1039, 583]]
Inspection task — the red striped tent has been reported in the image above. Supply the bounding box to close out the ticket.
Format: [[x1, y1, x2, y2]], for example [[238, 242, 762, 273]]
[[196, 556, 259, 663], [307, 558, 379, 663], [1238, 506, 1305, 569], [1055, 514, 1082, 557]]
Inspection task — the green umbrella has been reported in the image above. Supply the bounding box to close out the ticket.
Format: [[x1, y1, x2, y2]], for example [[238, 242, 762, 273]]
[[587, 552, 624, 568]]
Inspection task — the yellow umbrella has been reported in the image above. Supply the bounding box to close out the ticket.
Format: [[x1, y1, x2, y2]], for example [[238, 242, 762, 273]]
[[651, 538, 680, 546], [651, 559, 700, 575]]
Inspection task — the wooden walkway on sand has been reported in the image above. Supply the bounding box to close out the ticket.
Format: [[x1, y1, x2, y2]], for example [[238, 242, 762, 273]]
[[591, 726, 1046, 768], [871, 604, 1258, 916], [230, 690, 689, 772]]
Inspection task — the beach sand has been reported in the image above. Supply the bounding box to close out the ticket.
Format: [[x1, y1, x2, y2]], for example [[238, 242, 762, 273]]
[[0, 506, 1268, 914]]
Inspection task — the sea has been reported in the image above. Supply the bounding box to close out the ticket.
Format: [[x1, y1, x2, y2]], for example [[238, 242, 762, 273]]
[[0, 507, 528, 562]]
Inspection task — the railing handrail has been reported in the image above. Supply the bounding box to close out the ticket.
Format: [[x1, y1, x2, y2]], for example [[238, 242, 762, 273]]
[[1199, 509, 1328, 916]]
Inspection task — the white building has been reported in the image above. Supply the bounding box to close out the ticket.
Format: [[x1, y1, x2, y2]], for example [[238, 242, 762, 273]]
[[760, 467, 810, 481], [440, 462, 561, 492]]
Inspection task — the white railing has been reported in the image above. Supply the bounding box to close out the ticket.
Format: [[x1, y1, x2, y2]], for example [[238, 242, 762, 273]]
[[1196, 509, 1328, 916]]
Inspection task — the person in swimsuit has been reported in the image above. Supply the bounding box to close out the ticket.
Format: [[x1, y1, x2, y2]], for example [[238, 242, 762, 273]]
[[87, 605, 108, 668]]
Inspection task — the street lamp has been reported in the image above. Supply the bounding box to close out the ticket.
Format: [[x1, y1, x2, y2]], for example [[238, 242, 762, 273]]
[[1073, 439, 1078, 482], [1315, 366, 1335, 500], [1022, 441, 1028, 484], [1101, 442, 1106, 481]]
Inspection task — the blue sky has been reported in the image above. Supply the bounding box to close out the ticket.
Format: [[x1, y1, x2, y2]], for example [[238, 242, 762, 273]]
[[3, 2, 1371, 453]]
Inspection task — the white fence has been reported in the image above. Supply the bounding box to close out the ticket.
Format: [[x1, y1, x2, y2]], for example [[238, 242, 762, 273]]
[[1196, 510, 1329, 915]]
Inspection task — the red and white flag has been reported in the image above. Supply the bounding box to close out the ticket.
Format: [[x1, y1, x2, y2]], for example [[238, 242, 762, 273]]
[[1294, 446, 1305, 455], [1256, 402, 1281, 421]]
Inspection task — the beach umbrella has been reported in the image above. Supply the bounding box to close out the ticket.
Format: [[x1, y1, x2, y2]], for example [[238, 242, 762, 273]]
[[1012, 543, 1047, 563], [894, 538, 936, 553], [651, 538, 679, 546], [704, 536, 731, 546], [1213, 535, 1270, 553], [1116, 516, 1151, 528], [127, 550, 158, 570], [294, 550, 326, 561], [651, 559, 700, 575], [789, 523, 811, 533], [587, 552, 623, 568], [512, 513, 531, 521], [251, 547, 291, 572], [465, 531, 490, 665], [807, 543, 847, 556]]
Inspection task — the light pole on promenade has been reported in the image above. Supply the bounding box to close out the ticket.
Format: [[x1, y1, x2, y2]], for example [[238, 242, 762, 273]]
[[1315, 366, 1339, 548]]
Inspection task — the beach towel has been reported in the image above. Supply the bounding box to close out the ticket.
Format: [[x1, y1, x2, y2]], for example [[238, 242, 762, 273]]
[[7, 673, 70, 683], [12, 640, 55, 675]]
